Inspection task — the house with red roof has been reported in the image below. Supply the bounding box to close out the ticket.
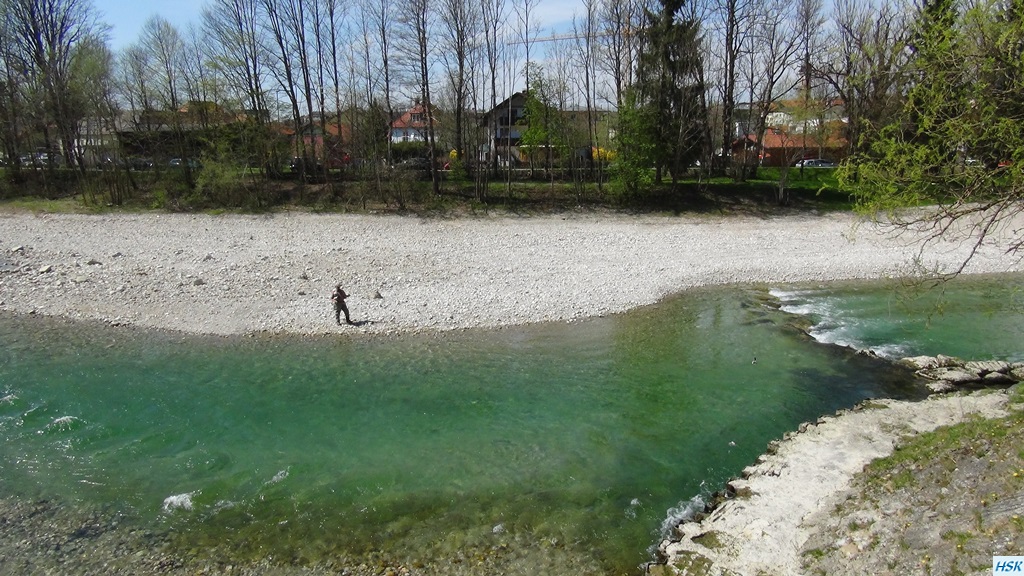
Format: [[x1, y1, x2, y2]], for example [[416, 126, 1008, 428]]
[[390, 102, 439, 144], [281, 118, 352, 169], [732, 127, 847, 167]]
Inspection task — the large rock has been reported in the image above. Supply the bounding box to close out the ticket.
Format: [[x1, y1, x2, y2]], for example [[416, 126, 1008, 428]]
[[965, 360, 1012, 375], [901, 355, 964, 370], [901, 356, 939, 370], [916, 367, 983, 385], [909, 356, 1021, 394], [727, 478, 753, 498], [909, 354, 1019, 393], [925, 380, 959, 394], [984, 372, 1017, 385]]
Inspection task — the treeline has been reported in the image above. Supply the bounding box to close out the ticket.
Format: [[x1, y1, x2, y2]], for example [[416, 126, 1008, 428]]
[[0, 0, 1020, 212]]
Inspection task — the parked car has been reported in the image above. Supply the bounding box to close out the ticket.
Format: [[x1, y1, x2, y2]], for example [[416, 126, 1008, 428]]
[[37, 152, 63, 166], [126, 157, 154, 171], [18, 151, 64, 168], [395, 157, 431, 170], [793, 158, 836, 168], [169, 158, 202, 170]]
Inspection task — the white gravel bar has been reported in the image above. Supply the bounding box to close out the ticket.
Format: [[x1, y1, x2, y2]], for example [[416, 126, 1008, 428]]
[[1, 210, 1022, 336]]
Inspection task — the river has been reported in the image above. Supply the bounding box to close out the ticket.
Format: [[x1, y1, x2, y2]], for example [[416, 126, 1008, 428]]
[[1, 273, 1022, 575]]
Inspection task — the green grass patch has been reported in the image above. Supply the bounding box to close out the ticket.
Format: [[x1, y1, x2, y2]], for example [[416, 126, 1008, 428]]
[[692, 531, 725, 550], [667, 550, 715, 575], [864, 410, 1024, 500], [0, 194, 90, 214], [3, 165, 855, 216], [802, 547, 828, 560], [940, 530, 974, 546]]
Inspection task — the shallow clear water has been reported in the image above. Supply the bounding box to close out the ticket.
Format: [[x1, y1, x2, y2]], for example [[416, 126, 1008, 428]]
[[1, 274, 1022, 574]]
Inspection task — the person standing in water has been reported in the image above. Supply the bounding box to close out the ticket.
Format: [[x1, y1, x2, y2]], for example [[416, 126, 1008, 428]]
[[331, 284, 353, 325]]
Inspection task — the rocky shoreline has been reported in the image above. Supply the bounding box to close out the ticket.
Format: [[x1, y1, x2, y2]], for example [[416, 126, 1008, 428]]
[[902, 355, 1024, 393], [653, 355, 1024, 576]]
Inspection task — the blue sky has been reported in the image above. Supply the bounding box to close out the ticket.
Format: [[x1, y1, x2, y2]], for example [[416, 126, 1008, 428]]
[[96, 0, 208, 49], [95, 0, 580, 51]]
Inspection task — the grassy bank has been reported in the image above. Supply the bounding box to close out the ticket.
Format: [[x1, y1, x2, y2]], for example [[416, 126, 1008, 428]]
[[802, 386, 1024, 575], [0, 165, 850, 216]]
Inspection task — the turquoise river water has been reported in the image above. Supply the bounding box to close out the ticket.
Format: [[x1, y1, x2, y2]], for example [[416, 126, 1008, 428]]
[[2, 273, 1023, 574]]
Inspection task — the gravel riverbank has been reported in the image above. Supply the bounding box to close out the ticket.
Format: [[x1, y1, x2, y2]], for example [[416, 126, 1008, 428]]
[[2, 209, 1023, 576], [1, 210, 1021, 336]]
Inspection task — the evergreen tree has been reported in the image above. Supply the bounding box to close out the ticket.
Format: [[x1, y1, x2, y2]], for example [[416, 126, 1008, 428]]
[[617, 0, 705, 190]]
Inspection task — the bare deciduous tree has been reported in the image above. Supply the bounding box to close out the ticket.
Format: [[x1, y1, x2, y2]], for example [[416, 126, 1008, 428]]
[[572, 0, 600, 187], [414, 0, 441, 195], [739, 0, 801, 184], [0, 4, 30, 170], [140, 16, 197, 187], [794, 0, 825, 166], [141, 17, 185, 117], [321, 0, 347, 172], [362, 0, 396, 166], [480, 0, 507, 178], [819, 0, 913, 156], [512, 0, 540, 91], [596, 0, 645, 109], [202, 0, 274, 176], [261, 0, 307, 170], [438, 0, 480, 163], [5, 0, 104, 170], [203, 0, 267, 118], [714, 0, 754, 176]]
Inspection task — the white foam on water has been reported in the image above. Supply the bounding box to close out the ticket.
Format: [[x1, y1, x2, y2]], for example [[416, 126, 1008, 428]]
[[41, 415, 82, 433], [625, 497, 643, 519], [771, 287, 837, 319], [162, 491, 198, 512], [212, 499, 239, 513], [776, 287, 885, 354], [768, 288, 816, 301], [807, 324, 850, 346], [779, 302, 825, 316], [869, 342, 912, 360], [656, 495, 706, 541], [266, 468, 289, 485]]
